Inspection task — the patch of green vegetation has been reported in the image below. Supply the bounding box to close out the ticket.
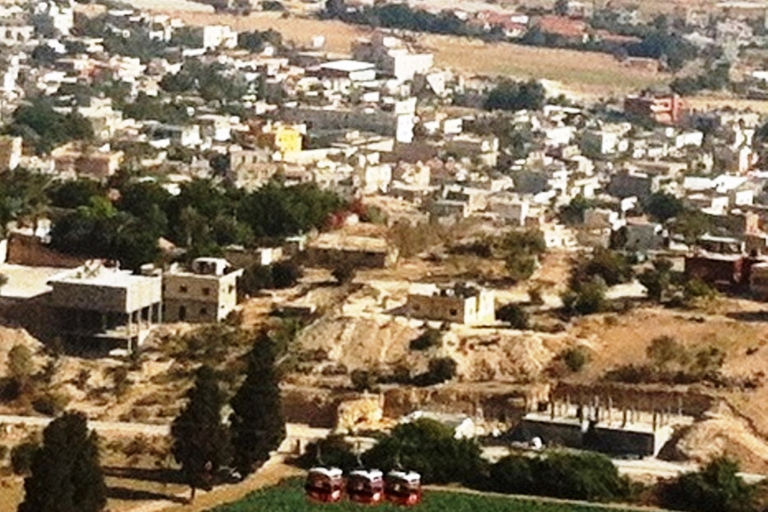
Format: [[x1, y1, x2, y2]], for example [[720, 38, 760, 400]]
[[210, 478, 644, 512]]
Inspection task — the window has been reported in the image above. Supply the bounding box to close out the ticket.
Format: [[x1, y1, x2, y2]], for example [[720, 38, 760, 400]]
[[413, 304, 421, 311], [178, 306, 187, 321], [179, 285, 188, 293], [202, 287, 211, 296], [449, 309, 458, 317], [200, 307, 208, 316], [229, 285, 235, 294]]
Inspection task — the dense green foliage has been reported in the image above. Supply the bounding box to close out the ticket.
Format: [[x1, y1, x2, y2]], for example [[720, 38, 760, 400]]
[[484, 80, 546, 112], [572, 249, 634, 287], [18, 412, 106, 512], [160, 61, 250, 103], [230, 333, 286, 475], [323, 1, 478, 37], [238, 29, 283, 52], [409, 328, 443, 351], [43, 177, 343, 270], [296, 435, 359, 473], [5, 99, 93, 154], [489, 452, 630, 502], [0, 168, 50, 232], [660, 457, 755, 512], [496, 303, 530, 329], [499, 230, 547, 282], [211, 477, 642, 512], [561, 276, 608, 316], [644, 193, 684, 223], [171, 366, 231, 498], [363, 419, 484, 485]]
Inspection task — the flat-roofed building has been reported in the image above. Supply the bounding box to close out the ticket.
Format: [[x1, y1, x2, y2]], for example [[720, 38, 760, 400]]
[[305, 233, 398, 269], [162, 257, 243, 323], [47, 260, 162, 353], [406, 283, 495, 325]]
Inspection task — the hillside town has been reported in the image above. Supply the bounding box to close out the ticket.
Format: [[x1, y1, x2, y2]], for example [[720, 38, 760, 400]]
[[3, 0, 768, 511]]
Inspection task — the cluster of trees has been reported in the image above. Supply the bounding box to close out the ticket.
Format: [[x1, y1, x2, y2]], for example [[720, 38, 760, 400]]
[[76, 14, 168, 62], [300, 420, 757, 512], [14, 331, 286, 510], [45, 177, 344, 270], [605, 334, 725, 385], [322, 0, 480, 37], [483, 80, 547, 112], [5, 99, 94, 154], [160, 61, 250, 103], [237, 29, 283, 53], [499, 230, 547, 282], [638, 256, 715, 306], [171, 332, 285, 498], [488, 451, 631, 501], [671, 61, 732, 96], [561, 248, 633, 316], [351, 355, 458, 392]]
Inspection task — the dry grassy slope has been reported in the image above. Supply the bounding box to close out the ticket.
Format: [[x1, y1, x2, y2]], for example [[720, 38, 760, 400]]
[[297, 313, 576, 381]]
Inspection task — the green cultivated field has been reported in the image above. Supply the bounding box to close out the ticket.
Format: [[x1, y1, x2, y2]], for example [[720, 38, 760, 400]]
[[210, 478, 643, 512]]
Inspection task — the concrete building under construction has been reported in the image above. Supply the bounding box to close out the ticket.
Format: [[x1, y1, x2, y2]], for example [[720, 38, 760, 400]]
[[518, 399, 692, 457]]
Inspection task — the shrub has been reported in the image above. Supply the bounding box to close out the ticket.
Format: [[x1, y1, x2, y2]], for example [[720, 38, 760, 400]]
[[562, 277, 607, 316], [562, 347, 589, 373], [297, 435, 358, 473], [496, 303, 530, 329], [31, 391, 70, 416], [573, 248, 633, 287], [528, 286, 545, 305], [683, 278, 715, 304], [350, 369, 377, 392], [363, 419, 485, 485], [425, 357, 457, 384], [647, 335, 686, 369], [660, 457, 755, 512], [11, 442, 38, 475], [409, 328, 442, 351], [271, 261, 302, 289], [331, 261, 357, 285]]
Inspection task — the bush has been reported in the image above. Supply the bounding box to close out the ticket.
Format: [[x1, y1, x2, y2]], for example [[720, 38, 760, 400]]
[[562, 277, 607, 316], [573, 248, 633, 287], [409, 328, 442, 351], [31, 392, 70, 416], [11, 442, 38, 475], [424, 357, 457, 385], [363, 419, 485, 485], [331, 262, 357, 285], [488, 452, 630, 502], [297, 435, 358, 473], [660, 457, 755, 512], [647, 335, 686, 369], [350, 369, 378, 392], [683, 278, 715, 304], [271, 261, 303, 289], [562, 347, 589, 373], [496, 303, 530, 329]]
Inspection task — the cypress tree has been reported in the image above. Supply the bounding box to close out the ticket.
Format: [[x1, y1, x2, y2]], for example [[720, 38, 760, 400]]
[[171, 365, 231, 501], [18, 411, 107, 512], [230, 332, 286, 476]]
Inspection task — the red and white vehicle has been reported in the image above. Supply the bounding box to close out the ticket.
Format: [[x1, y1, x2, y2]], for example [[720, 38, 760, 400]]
[[385, 470, 422, 506], [346, 469, 384, 505], [305, 467, 344, 503]]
